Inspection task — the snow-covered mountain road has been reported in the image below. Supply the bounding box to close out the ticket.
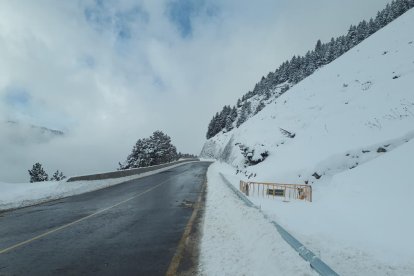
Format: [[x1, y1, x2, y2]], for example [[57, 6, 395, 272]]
[[0, 162, 210, 275]]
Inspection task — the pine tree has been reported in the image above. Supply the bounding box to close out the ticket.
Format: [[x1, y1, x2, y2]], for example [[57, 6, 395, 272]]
[[237, 98, 242, 108], [236, 102, 251, 127], [212, 112, 220, 136], [225, 116, 234, 131], [376, 10, 387, 28], [323, 38, 336, 64], [346, 25, 358, 48], [51, 170, 66, 181], [255, 102, 265, 115], [314, 39, 325, 67], [150, 130, 178, 164], [119, 131, 178, 169], [218, 105, 231, 131], [28, 163, 49, 183], [368, 18, 379, 35], [230, 106, 238, 121], [356, 20, 369, 42]]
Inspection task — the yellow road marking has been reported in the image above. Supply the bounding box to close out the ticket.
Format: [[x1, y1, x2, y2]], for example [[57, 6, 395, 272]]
[[0, 175, 179, 255], [166, 178, 206, 276]]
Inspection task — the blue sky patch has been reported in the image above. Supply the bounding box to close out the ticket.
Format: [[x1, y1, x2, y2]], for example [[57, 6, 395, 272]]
[[84, 0, 149, 41], [4, 87, 31, 109], [78, 55, 96, 69], [167, 0, 218, 38]]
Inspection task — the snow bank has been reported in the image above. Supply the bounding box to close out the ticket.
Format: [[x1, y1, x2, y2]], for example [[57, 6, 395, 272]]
[[221, 138, 414, 275], [200, 8, 414, 276], [0, 162, 195, 211], [198, 162, 316, 276]]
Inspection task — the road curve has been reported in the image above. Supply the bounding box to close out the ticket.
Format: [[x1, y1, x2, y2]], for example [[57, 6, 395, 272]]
[[0, 162, 211, 276]]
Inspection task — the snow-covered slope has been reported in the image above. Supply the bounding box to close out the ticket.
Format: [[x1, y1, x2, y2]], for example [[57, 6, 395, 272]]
[[201, 8, 414, 275], [202, 8, 414, 184]]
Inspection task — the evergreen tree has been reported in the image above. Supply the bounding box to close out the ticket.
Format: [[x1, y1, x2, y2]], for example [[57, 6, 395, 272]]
[[314, 39, 325, 67], [236, 98, 242, 108], [51, 170, 66, 181], [230, 106, 238, 121], [323, 38, 336, 64], [255, 102, 265, 115], [119, 131, 178, 170], [225, 116, 234, 131], [347, 25, 358, 48], [376, 9, 387, 27], [368, 18, 379, 35], [28, 163, 49, 183], [219, 105, 231, 130], [356, 20, 369, 42], [150, 130, 178, 164], [236, 102, 251, 127]]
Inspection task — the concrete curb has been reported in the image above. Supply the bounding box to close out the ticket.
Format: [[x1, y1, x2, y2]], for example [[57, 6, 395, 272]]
[[67, 159, 199, 182], [219, 173, 339, 276]]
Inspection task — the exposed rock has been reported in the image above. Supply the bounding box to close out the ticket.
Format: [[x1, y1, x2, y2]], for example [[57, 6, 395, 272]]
[[350, 162, 359, 169], [280, 128, 296, 138], [377, 147, 387, 153], [312, 172, 321, 179]]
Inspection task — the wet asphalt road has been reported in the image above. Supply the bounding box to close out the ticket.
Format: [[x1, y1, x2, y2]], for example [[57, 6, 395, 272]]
[[0, 162, 211, 276]]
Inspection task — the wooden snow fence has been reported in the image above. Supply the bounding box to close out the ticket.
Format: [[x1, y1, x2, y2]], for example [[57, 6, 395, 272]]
[[240, 180, 312, 202]]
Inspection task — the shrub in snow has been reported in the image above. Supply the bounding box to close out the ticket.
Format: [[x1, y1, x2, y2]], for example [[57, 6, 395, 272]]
[[28, 163, 49, 183], [238, 144, 269, 167], [377, 147, 387, 153], [51, 170, 66, 181]]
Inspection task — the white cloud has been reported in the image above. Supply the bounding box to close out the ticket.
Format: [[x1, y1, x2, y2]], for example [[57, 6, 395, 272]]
[[0, 0, 392, 182]]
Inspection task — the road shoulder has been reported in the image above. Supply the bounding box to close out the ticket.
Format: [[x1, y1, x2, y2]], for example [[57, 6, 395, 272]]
[[167, 174, 208, 276]]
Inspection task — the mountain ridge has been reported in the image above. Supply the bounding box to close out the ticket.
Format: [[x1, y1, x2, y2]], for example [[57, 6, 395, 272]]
[[205, 0, 414, 140]]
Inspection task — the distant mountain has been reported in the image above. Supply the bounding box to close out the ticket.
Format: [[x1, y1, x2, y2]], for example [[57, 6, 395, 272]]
[[2, 120, 64, 145], [6, 120, 64, 135]]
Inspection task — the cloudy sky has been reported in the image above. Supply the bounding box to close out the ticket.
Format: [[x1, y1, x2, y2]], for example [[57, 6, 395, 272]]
[[0, 0, 392, 182]]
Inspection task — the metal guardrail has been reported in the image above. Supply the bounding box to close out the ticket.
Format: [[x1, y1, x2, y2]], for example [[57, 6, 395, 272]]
[[240, 180, 312, 202], [67, 159, 200, 182], [220, 174, 255, 208], [219, 173, 339, 276]]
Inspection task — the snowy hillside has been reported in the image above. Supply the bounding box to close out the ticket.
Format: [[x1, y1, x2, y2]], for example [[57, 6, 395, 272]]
[[201, 8, 414, 184], [201, 7, 414, 276]]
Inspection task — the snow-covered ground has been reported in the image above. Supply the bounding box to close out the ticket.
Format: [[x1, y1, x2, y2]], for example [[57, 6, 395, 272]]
[[219, 154, 414, 276], [201, 8, 414, 276], [198, 162, 316, 276], [0, 162, 195, 211]]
